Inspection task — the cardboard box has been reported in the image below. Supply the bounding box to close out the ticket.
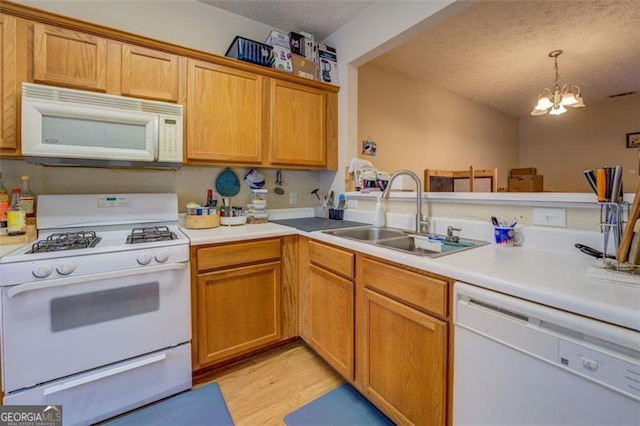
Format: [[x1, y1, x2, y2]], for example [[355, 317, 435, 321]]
[[316, 43, 337, 62], [510, 167, 537, 176], [291, 54, 317, 80], [298, 31, 316, 61], [508, 175, 543, 192], [288, 32, 305, 56], [265, 30, 289, 48], [271, 45, 292, 73], [318, 57, 339, 85]]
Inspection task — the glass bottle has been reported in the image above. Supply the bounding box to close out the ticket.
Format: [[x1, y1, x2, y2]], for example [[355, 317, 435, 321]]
[[19, 175, 36, 218], [0, 173, 8, 233], [7, 188, 26, 235]]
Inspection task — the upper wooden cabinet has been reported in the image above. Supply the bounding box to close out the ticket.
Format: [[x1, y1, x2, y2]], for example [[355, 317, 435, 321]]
[[33, 23, 108, 91], [0, 14, 23, 155], [268, 79, 327, 167], [117, 44, 179, 102], [185, 61, 338, 169], [185, 59, 264, 164], [1, 3, 338, 166], [31, 23, 180, 102]]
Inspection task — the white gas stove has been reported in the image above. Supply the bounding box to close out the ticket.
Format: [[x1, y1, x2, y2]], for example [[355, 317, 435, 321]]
[[1, 193, 192, 426], [1, 193, 189, 285]]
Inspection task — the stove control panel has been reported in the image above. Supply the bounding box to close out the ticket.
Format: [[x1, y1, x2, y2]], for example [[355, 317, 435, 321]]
[[56, 261, 76, 275], [32, 264, 53, 279], [154, 250, 169, 263]]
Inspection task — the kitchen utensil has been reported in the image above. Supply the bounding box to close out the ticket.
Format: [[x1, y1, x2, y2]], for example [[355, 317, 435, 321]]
[[336, 194, 346, 210], [243, 168, 265, 189], [575, 243, 615, 259], [583, 169, 598, 195], [628, 231, 640, 265], [311, 188, 321, 201], [611, 165, 623, 203], [215, 168, 241, 198], [617, 181, 640, 263], [328, 191, 335, 208], [274, 169, 285, 195], [491, 216, 499, 226]]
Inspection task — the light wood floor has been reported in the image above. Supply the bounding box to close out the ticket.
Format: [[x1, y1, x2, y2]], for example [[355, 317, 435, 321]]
[[198, 341, 345, 425]]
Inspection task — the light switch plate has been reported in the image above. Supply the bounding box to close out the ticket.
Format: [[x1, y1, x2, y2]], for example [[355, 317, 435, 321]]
[[532, 207, 567, 227]]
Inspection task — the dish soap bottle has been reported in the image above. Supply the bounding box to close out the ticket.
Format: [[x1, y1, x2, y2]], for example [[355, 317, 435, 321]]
[[373, 195, 385, 227], [7, 188, 26, 236]]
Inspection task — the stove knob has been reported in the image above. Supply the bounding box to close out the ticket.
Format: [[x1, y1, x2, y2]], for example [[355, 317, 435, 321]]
[[154, 250, 169, 263], [32, 264, 53, 279], [56, 261, 76, 276], [137, 253, 152, 265]]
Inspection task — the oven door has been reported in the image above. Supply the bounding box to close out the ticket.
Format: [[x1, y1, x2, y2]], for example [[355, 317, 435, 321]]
[[1, 262, 190, 394]]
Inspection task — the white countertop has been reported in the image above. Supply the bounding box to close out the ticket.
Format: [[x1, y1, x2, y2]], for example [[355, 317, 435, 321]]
[[180, 219, 639, 332], [180, 222, 297, 245]]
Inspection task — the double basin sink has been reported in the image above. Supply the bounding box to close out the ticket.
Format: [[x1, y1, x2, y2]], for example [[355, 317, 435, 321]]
[[323, 226, 489, 258]]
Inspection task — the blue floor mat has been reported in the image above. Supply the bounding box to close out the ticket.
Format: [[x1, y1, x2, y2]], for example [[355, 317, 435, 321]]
[[103, 382, 234, 426], [284, 384, 394, 426]]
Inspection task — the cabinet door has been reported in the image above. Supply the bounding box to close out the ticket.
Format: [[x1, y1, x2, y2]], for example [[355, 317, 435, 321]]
[[121, 44, 178, 102], [308, 264, 354, 379], [0, 14, 18, 153], [33, 23, 107, 91], [196, 261, 281, 366], [360, 288, 447, 426], [186, 59, 264, 163], [269, 79, 326, 167]]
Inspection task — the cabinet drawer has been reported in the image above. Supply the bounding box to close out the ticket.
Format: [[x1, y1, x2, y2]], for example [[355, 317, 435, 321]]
[[309, 240, 354, 279], [362, 257, 447, 317], [197, 238, 281, 271]]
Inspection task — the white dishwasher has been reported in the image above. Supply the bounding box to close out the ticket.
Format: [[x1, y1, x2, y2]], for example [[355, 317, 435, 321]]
[[453, 282, 640, 425]]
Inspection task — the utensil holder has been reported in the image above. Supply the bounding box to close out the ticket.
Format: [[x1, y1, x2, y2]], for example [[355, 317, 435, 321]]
[[599, 202, 628, 263]]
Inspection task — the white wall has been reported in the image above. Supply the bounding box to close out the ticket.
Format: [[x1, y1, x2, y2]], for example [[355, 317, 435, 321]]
[[519, 96, 640, 192], [358, 63, 518, 189], [14, 0, 277, 56]]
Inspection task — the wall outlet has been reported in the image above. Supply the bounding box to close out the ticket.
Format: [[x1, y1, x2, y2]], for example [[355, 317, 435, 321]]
[[532, 207, 567, 227], [348, 198, 358, 208], [289, 192, 298, 205]]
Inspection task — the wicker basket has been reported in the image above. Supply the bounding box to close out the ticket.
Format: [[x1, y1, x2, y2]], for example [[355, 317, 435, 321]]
[[184, 215, 220, 229]]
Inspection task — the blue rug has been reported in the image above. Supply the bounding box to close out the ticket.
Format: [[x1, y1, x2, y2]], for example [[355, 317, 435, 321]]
[[104, 382, 234, 425], [284, 384, 394, 425]]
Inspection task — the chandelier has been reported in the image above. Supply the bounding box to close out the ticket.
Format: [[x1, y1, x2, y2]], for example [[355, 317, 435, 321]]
[[530, 50, 585, 116]]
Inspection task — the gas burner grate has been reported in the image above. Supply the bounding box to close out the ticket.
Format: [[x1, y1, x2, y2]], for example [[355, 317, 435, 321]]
[[126, 226, 178, 244], [29, 231, 102, 253]]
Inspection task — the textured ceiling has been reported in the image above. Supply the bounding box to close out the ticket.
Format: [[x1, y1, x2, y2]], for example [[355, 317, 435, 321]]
[[200, 0, 640, 118], [198, 0, 372, 41], [369, 0, 640, 118]]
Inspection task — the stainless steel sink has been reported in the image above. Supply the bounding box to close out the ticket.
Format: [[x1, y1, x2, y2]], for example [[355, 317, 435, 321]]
[[324, 226, 408, 241], [323, 226, 488, 258]]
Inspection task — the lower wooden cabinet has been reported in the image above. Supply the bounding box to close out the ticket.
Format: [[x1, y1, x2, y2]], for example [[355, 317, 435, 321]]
[[355, 255, 450, 426], [300, 238, 355, 380], [358, 287, 447, 426], [196, 261, 281, 366], [193, 238, 285, 370], [308, 264, 354, 379]]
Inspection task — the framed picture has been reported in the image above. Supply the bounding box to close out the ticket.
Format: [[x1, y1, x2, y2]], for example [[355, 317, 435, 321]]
[[627, 132, 640, 148]]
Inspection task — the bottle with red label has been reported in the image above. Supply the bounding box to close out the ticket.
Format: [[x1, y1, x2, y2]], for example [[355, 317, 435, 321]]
[[0, 173, 9, 233], [19, 175, 35, 219]]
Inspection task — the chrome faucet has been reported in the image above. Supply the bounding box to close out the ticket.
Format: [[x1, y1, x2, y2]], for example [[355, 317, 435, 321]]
[[382, 170, 430, 234]]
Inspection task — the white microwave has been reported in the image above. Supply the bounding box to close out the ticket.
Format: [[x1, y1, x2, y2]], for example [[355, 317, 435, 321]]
[[21, 83, 183, 168]]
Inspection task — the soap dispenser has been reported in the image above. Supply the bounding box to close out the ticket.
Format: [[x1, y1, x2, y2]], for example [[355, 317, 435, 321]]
[[373, 195, 386, 227]]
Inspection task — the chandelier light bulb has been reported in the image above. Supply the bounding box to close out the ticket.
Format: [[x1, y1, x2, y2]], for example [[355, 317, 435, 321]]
[[530, 50, 585, 116]]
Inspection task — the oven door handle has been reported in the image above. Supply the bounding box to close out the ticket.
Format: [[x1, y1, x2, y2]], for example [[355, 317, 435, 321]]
[[42, 353, 167, 396], [7, 263, 187, 298]]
